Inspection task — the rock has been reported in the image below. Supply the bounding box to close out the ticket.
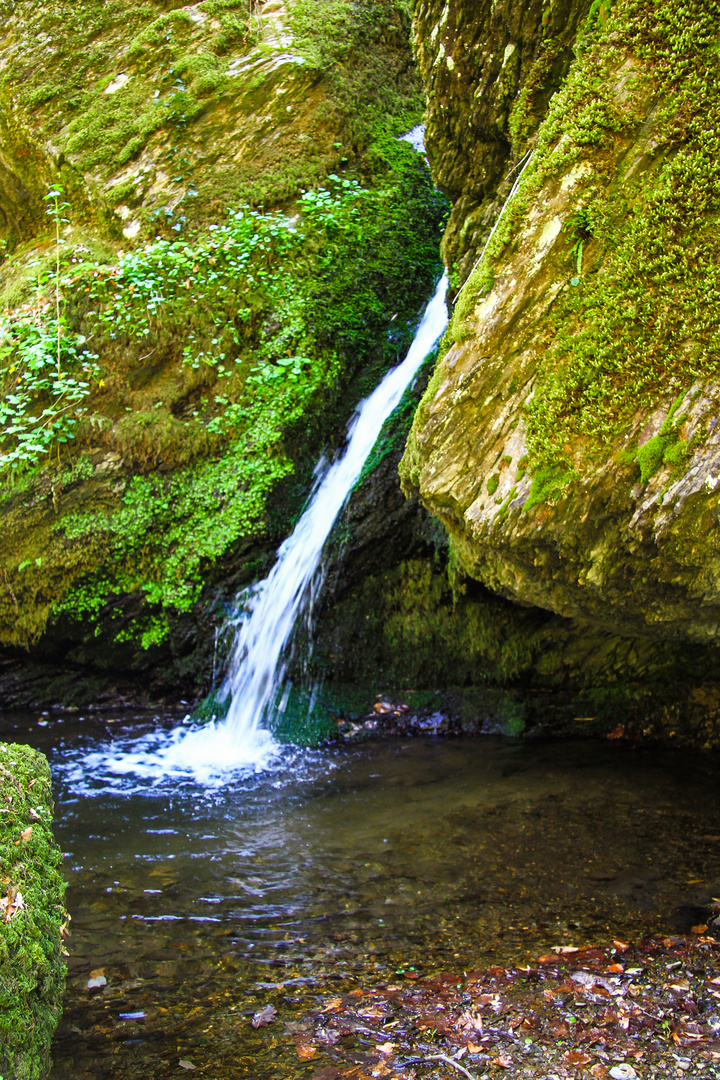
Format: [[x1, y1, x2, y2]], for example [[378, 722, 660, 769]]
[[402, 0, 720, 649], [609, 1066, 637, 1080]]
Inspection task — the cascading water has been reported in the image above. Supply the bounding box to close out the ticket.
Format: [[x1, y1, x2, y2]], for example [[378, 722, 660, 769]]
[[92, 274, 449, 785]]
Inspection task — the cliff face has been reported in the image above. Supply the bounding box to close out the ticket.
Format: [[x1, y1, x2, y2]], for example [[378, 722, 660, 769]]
[[0, 0, 447, 693], [403, 0, 720, 645]]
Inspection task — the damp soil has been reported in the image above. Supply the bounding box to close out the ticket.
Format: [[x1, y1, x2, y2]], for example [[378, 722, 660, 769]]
[[2, 713, 720, 1079]]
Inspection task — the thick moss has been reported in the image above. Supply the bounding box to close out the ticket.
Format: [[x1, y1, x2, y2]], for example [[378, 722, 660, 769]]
[[0, 743, 66, 1080]]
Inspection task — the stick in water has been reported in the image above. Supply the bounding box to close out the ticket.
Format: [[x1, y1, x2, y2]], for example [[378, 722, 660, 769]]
[[399, 1052, 479, 1080]]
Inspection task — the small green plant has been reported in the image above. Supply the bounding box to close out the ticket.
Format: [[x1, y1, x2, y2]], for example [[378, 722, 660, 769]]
[[566, 206, 596, 286], [0, 186, 101, 478]]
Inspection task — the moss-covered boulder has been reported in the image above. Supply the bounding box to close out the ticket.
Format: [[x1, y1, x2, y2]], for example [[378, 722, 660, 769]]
[[403, 0, 720, 645], [0, 743, 66, 1080]]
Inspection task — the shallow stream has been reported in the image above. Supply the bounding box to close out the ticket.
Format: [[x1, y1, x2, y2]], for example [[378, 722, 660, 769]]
[[4, 712, 720, 1079]]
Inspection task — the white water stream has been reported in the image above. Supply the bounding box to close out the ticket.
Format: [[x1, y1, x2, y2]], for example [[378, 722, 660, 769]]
[[93, 275, 448, 784]]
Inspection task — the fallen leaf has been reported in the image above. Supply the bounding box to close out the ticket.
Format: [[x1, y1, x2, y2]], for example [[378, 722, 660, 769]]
[[467, 1042, 482, 1054], [296, 1044, 318, 1060], [251, 1004, 277, 1028], [89, 968, 105, 979], [322, 998, 344, 1013], [691, 924, 708, 934], [564, 1050, 592, 1067], [493, 1055, 513, 1069], [20, 826, 32, 842], [375, 1042, 395, 1055], [178, 1061, 196, 1071], [590, 1066, 608, 1079], [613, 941, 629, 952], [551, 945, 580, 955]]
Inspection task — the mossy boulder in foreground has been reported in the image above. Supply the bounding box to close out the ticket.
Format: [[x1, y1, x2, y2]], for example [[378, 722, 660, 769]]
[[0, 743, 66, 1080]]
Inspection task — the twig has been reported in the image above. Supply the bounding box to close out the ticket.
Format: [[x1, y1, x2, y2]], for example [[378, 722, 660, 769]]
[[399, 1053, 479, 1080], [2, 570, 18, 614]]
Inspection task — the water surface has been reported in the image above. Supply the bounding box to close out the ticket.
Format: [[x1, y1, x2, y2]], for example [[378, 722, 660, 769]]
[[4, 714, 720, 1078]]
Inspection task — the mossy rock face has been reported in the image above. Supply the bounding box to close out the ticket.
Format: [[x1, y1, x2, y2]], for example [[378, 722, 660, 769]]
[[0, 742, 67, 1080], [280, 354, 720, 751], [412, 0, 593, 285], [403, 0, 720, 644], [0, 0, 448, 688]]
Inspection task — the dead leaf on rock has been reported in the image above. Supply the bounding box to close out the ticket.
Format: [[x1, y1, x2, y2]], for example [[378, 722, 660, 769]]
[[296, 1044, 318, 1060], [178, 1061, 197, 1071], [493, 1055, 513, 1069]]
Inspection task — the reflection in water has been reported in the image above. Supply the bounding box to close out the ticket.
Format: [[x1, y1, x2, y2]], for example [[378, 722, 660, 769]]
[[4, 717, 718, 1079]]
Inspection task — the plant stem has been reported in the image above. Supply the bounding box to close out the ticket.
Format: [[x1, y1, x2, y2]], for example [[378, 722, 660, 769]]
[[55, 192, 61, 378]]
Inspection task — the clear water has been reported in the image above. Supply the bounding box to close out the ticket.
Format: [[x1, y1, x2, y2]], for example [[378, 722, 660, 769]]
[[6, 715, 718, 1079], [83, 275, 449, 785]]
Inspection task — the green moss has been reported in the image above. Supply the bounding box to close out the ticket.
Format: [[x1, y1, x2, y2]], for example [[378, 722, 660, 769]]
[[0, 743, 66, 1080], [663, 437, 688, 468], [439, 0, 720, 487], [524, 464, 574, 511], [1, 155, 445, 646], [487, 472, 500, 496], [637, 432, 668, 484], [0, 0, 445, 651], [635, 391, 688, 483]]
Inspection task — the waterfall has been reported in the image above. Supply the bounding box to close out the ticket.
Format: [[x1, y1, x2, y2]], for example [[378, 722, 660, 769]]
[[102, 274, 448, 784]]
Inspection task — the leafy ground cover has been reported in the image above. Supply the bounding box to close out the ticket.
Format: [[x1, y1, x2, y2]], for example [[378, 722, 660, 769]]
[[279, 933, 720, 1080], [0, 143, 446, 652]]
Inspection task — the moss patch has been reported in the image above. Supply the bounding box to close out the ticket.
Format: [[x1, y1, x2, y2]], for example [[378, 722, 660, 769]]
[[442, 0, 720, 481], [0, 151, 446, 649], [0, 742, 66, 1080]]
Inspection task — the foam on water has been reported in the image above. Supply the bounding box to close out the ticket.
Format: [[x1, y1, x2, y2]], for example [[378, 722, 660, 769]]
[[70, 275, 448, 788]]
